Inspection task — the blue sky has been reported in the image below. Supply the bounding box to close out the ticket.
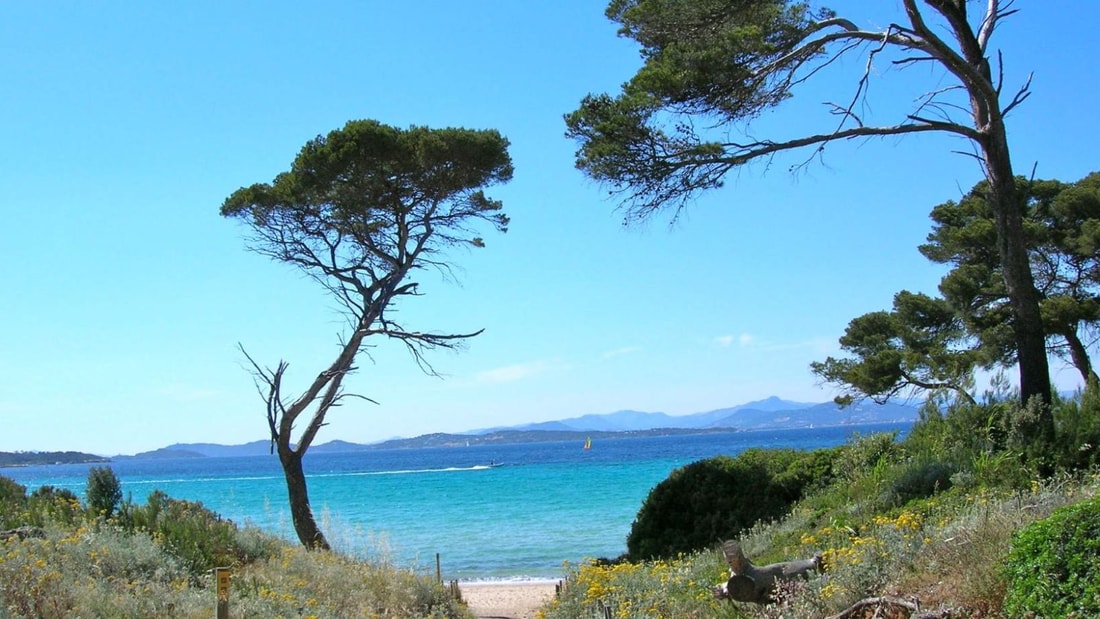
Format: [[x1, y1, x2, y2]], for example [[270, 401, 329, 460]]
[[2, 1, 1098, 455]]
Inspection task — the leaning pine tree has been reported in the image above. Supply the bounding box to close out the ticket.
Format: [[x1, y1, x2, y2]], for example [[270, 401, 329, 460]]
[[566, 0, 1055, 451], [221, 120, 512, 549]]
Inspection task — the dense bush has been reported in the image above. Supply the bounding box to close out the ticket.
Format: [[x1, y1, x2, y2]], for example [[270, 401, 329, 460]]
[[116, 489, 277, 579], [625, 446, 841, 560], [1004, 493, 1100, 618], [85, 466, 122, 518], [1052, 377, 1100, 471], [884, 459, 955, 506], [0, 476, 28, 529], [28, 485, 82, 526]]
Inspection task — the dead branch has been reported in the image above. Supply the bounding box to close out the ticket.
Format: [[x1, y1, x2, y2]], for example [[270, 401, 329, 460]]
[[825, 596, 956, 619]]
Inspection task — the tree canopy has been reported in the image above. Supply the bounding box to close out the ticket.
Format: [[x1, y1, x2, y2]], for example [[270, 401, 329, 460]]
[[815, 173, 1100, 406], [566, 1, 1054, 442], [221, 120, 512, 548], [922, 173, 1100, 384], [811, 291, 985, 407]]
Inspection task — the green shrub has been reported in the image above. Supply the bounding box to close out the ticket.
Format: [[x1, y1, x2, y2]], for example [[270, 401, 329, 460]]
[[116, 489, 276, 579], [1052, 377, 1100, 471], [85, 466, 122, 518], [1004, 494, 1100, 618], [28, 485, 82, 526], [0, 475, 28, 528], [626, 447, 840, 560], [835, 431, 902, 481], [885, 459, 955, 506]]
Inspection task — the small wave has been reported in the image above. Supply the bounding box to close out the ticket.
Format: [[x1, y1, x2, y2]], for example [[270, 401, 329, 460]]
[[123, 475, 283, 486], [312, 464, 497, 478], [456, 576, 564, 585]]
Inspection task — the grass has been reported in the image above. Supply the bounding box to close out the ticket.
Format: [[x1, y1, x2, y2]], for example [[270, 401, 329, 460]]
[[0, 487, 471, 619]]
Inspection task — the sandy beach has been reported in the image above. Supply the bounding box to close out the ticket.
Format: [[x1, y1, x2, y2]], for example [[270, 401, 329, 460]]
[[459, 581, 560, 619]]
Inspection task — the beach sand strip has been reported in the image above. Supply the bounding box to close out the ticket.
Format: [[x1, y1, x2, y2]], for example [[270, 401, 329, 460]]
[[458, 581, 559, 619]]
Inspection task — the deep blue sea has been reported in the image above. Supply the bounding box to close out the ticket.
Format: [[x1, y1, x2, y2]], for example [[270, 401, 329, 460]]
[[4, 423, 910, 581]]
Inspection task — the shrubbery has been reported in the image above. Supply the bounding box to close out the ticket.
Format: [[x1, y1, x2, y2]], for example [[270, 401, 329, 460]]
[[0, 469, 465, 617], [116, 489, 279, 578], [626, 446, 842, 560], [0, 476, 27, 529], [1004, 493, 1100, 618], [85, 465, 122, 518]]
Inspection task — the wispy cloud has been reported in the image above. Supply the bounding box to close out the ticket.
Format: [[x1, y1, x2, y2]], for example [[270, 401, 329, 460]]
[[601, 346, 641, 360], [475, 359, 562, 384], [715, 333, 754, 348], [715, 334, 835, 353]]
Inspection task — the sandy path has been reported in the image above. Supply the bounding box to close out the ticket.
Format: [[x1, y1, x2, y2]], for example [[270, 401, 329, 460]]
[[458, 581, 559, 619]]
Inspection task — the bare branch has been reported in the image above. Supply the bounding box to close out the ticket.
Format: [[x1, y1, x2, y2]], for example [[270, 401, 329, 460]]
[[1002, 72, 1033, 116]]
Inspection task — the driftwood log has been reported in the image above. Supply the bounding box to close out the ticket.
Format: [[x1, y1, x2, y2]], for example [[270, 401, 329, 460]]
[[713, 540, 823, 604], [0, 526, 46, 541]]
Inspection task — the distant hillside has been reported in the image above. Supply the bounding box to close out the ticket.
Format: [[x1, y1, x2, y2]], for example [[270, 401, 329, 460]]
[[122, 441, 273, 459], [0, 451, 109, 467], [122, 396, 919, 458], [480, 396, 887, 434]]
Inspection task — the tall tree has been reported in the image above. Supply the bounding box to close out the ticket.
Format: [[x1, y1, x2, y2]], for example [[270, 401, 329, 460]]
[[566, 0, 1053, 443], [814, 173, 1100, 407], [922, 173, 1100, 384], [221, 120, 512, 549]]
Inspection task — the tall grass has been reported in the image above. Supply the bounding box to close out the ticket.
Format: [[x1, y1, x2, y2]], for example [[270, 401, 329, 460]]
[[0, 479, 471, 619]]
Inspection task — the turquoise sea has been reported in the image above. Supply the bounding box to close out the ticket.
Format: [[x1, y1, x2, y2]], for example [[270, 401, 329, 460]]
[[4, 424, 910, 581]]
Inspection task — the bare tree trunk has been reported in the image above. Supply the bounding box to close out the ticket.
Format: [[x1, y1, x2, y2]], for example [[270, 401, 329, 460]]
[[278, 446, 330, 550], [1061, 328, 1097, 385], [943, 0, 1056, 449], [983, 134, 1055, 451]]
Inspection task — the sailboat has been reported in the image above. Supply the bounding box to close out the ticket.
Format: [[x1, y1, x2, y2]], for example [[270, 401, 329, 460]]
[[583, 436, 591, 450]]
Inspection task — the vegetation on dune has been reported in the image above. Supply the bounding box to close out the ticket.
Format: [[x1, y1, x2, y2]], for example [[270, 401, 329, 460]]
[[626, 446, 841, 561], [542, 382, 1100, 619], [0, 472, 470, 618]]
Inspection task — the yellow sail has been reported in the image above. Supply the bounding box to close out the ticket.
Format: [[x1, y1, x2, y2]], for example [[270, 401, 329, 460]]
[[583, 436, 591, 450]]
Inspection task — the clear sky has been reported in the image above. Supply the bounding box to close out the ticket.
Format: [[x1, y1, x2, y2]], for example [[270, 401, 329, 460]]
[[2, 1, 1098, 456]]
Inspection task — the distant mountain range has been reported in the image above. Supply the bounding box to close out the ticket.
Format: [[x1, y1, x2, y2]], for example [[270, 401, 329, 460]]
[[119, 396, 919, 459]]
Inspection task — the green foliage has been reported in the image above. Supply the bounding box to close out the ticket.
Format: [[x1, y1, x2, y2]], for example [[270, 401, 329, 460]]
[[85, 466, 122, 518], [626, 446, 840, 560], [28, 485, 82, 527], [0, 521, 465, 619], [834, 432, 901, 482], [566, 0, 826, 219], [1052, 377, 1100, 470], [884, 460, 955, 506], [0, 475, 28, 529], [811, 291, 984, 407], [921, 172, 1100, 384], [116, 490, 277, 579], [1005, 494, 1100, 618]]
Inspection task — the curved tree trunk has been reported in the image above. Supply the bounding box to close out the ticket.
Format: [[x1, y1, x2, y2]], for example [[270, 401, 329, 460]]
[[983, 136, 1055, 451], [945, 1, 1055, 451], [1061, 328, 1098, 385], [985, 155, 1056, 475], [278, 447, 330, 550]]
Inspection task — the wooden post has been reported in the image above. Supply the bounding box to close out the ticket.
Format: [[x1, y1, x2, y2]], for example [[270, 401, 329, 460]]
[[435, 553, 442, 583], [215, 567, 230, 619]]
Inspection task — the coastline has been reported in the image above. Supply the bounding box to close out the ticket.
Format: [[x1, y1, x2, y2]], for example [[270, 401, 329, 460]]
[[459, 580, 560, 619]]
